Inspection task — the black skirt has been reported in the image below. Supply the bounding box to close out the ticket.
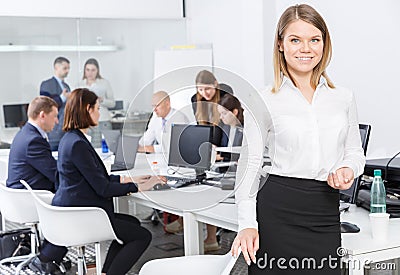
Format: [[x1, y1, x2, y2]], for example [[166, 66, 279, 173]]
[[249, 175, 341, 275]]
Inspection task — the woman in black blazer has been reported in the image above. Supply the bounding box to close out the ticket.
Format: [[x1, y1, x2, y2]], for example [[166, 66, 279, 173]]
[[31, 88, 165, 275], [217, 93, 244, 162]]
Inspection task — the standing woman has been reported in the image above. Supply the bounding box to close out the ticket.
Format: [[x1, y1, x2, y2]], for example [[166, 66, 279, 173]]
[[49, 88, 163, 275], [232, 4, 365, 274], [79, 58, 115, 146]]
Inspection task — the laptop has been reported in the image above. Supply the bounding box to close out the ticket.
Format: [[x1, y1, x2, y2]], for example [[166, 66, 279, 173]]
[[110, 135, 140, 172], [102, 129, 121, 154]]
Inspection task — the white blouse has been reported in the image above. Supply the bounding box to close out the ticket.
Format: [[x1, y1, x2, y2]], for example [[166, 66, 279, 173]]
[[235, 77, 366, 232], [138, 108, 189, 153], [78, 78, 115, 121]]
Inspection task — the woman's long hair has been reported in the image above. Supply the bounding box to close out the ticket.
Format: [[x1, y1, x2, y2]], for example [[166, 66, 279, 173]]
[[219, 94, 244, 126], [195, 70, 220, 125], [272, 4, 334, 93], [82, 58, 103, 80]]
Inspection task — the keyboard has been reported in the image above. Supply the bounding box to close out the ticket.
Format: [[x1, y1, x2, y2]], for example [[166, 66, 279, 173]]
[[165, 176, 201, 188], [111, 162, 134, 172]]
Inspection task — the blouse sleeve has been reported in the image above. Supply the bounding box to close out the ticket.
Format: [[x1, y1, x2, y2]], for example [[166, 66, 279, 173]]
[[235, 91, 271, 232], [336, 91, 366, 177], [101, 79, 116, 109]]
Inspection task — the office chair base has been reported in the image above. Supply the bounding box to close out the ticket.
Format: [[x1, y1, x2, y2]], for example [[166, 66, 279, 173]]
[[0, 253, 35, 265], [14, 253, 37, 275], [77, 246, 88, 275]]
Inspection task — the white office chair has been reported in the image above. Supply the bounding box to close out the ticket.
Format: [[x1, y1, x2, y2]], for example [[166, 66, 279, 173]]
[[0, 159, 7, 182], [0, 183, 53, 274], [0, 159, 9, 231], [139, 249, 241, 275], [20, 180, 122, 275]]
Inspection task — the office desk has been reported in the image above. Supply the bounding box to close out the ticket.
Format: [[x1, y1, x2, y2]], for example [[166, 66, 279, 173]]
[[127, 154, 400, 274], [341, 207, 400, 274], [130, 184, 234, 255]]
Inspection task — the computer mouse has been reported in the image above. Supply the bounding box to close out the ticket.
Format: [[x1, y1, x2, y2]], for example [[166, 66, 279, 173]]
[[152, 183, 170, 191], [340, 222, 360, 233], [113, 113, 124, 118]]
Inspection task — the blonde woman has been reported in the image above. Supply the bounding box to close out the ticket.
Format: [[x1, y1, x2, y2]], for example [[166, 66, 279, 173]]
[[232, 4, 365, 274]]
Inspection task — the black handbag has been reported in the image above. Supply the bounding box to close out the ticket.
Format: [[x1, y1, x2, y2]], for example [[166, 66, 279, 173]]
[[0, 228, 31, 260]]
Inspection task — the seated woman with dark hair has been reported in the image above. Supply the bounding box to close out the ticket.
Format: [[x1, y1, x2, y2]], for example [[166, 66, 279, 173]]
[[29, 88, 166, 275], [217, 93, 244, 162]]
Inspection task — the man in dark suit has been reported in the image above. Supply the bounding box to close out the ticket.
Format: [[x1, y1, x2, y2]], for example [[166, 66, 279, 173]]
[[7, 96, 59, 192], [40, 56, 71, 151], [7, 96, 72, 273]]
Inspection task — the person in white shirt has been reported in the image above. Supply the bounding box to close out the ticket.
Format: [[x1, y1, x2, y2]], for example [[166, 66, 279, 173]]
[[231, 4, 365, 274], [78, 58, 115, 147], [138, 91, 188, 153]]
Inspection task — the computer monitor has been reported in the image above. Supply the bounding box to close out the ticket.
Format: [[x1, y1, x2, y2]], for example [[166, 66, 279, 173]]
[[3, 103, 29, 128], [168, 124, 213, 179], [364, 158, 400, 183], [340, 124, 371, 203], [109, 100, 124, 111]]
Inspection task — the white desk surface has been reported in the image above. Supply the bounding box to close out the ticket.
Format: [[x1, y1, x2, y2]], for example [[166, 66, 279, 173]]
[[127, 153, 400, 274], [3, 148, 400, 274]]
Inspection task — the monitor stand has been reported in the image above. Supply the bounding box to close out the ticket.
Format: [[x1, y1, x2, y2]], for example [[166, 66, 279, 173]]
[[194, 168, 207, 182]]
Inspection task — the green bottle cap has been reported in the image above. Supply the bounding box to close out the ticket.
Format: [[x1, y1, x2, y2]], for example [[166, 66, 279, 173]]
[[374, 169, 382, 177]]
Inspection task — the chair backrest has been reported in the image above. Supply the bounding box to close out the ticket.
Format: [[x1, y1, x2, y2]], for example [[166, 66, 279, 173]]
[[20, 180, 122, 247], [340, 124, 372, 203], [139, 249, 240, 275], [0, 183, 53, 224], [0, 159, 8, 182]]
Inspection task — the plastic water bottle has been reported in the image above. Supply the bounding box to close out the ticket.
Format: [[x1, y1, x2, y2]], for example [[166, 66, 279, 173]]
[[101, 134, 109, 153], [370, 169, 386, 213]]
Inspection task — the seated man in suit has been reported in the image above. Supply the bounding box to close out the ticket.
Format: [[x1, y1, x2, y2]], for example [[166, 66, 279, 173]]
[[7, 96, 59, 192], [138, 91, 189, 153], [40, 56, 71, 151]]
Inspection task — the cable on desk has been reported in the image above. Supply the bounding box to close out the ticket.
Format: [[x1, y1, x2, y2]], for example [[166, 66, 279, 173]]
[[384, 151, 400, 182]]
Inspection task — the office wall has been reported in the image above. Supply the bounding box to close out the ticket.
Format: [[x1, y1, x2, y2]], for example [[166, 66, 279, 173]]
[[188, 0, 400, 158], [185, 0, 265, 90], [273, 0, 400, 158], [2, 1, 399, 158], [1, 0, 183, 19], [0, 17, 186, 125]]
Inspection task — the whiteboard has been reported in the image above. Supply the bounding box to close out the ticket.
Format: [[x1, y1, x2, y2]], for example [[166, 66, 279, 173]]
[[153, 45, 213, 123]]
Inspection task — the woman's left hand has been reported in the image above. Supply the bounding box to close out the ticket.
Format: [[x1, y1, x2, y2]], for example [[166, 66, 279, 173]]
[[327, 167, 355, 190]]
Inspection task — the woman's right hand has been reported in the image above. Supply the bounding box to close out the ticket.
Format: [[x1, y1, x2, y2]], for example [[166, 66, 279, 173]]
[[231, 228, 259, 265], [137, 175, 166, 192]]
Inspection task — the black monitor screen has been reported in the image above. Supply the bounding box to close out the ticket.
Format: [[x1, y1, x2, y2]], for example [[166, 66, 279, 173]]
[[340, 125, 371, 203], [109, 100, 124, 111], [3, 103, 29, 128], [168, 124, 213, 171]]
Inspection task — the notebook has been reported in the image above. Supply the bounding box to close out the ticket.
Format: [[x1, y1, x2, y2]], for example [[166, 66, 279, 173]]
[[110, 135, 140, 172]]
